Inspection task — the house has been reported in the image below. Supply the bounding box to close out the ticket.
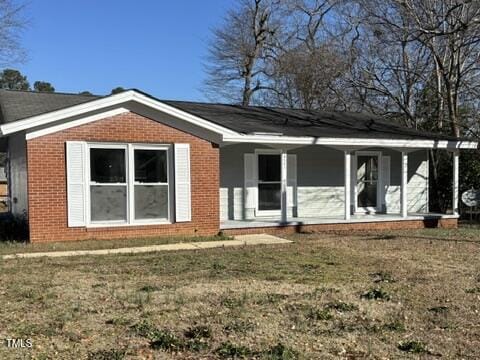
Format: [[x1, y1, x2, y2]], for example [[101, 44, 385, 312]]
[[0, 89, 477, 242]]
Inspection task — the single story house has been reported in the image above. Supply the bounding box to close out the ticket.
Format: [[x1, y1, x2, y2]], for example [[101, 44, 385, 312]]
[[0, 89, 477, 242]]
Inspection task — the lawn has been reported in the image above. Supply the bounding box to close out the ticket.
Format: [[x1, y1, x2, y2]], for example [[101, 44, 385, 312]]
[[0, 227, 479, 359]]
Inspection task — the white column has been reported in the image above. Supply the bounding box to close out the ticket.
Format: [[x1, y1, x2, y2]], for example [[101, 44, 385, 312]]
[[453, 150, 459, 215], [281, 150, 288, 223], [344, 150, 351, 220], [401, 151, 408, 218]]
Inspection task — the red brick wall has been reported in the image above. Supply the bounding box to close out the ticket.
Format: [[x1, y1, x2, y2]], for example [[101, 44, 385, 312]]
[[27, 111, 220, 242], [223, 218, 458, 236]]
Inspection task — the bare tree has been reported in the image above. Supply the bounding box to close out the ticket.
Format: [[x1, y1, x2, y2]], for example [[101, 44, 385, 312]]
[[267, 0, 352, 110], [346, 0, 480, 137], [203, 0, 278, 106], [0, 0, 27, 66]]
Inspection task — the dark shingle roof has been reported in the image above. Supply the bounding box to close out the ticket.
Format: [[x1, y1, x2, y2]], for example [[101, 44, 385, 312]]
[[0, 89, 100, 123], [0, 89, 468, 142], [162, 100, 463, 141]]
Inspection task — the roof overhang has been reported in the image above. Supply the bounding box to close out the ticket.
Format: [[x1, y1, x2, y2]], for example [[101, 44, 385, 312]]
[[0, 90, 238, 139], [222, 134, 478, 149], [0, 89, 476, 150]]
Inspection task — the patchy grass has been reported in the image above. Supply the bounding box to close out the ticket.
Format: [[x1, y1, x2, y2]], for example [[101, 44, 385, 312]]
[[0, 226, 479, 358]]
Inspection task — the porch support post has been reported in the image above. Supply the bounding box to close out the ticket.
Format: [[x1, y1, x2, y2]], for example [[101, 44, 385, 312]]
[[344, 150, 351, 220], [401, 151, 408, 218], [452, 150, 459, 215], [281, 149, 288, 223]]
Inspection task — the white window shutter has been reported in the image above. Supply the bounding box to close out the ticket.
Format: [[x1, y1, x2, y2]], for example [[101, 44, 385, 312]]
[[244, 154, 256, 211], [174, 144, 191, 222], [66, 141, 86, 227], [381, 155, 391, 210], [287, 154, 297, 207]]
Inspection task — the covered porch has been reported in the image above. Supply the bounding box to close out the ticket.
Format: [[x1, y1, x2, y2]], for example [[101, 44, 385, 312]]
[[219, 139, 463, 231]]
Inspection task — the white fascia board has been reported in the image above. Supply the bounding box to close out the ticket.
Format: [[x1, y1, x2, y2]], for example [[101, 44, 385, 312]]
[[0, 90, 238, 137], [222, 134, 478, 149], [25, 108, 129, 140]]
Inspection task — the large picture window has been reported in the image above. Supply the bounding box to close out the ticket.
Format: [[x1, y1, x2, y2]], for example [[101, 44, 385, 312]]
[[88, 144, 170, 225]]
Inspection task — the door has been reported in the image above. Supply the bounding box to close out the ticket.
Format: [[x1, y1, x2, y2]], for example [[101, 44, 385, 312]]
[[356, 153, 380, 213], [257, 153, 281, 216]]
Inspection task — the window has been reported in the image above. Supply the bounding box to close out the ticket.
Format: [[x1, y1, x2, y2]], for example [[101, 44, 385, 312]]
[[88, 144, 170, 225], [134, 149, 169, 220], [90, 147, 127, 222], [258, 154, 281, 211]]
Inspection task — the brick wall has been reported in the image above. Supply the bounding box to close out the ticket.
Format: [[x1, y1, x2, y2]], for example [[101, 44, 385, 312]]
[[27, 111, 220, 242], [223, 218, 458, 236]]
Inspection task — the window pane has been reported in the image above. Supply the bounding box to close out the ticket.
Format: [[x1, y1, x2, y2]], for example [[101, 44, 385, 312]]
[[135, 185, 168, 219], [134, 150, 167, 183], [258, 154, 281, 182], [357, 156, 378, 182], [90, 186, 127, 221], [90, 148, 126, 183], [258, 183, 281, 210]]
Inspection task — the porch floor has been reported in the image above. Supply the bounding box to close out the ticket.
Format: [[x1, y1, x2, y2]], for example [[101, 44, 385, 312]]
[[220, 213, 458, 230]]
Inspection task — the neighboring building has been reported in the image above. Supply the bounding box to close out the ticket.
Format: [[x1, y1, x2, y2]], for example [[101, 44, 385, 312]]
[[0, 89, 477, 242]]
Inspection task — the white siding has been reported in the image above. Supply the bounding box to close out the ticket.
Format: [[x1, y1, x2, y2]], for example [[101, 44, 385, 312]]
[[8, 132, 28, 216], [219, 145, 429, 220]]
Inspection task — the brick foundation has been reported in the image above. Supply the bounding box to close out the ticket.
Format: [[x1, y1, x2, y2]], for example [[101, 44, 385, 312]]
[[27, 111, 220, 242], [222, 218, 458, 236]]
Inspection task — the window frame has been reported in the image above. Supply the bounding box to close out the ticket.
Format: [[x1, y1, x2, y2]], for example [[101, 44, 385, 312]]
[[354, 151, 382, 214], [255, 149, 282, 217], [85, 142, 172, 227]]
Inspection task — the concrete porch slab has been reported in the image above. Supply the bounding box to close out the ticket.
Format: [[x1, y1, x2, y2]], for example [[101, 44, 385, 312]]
[[2, 234, 292, 260]]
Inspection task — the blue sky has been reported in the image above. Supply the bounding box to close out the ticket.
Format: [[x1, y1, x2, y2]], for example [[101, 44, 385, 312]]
[[18, 0, 234, 100]]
